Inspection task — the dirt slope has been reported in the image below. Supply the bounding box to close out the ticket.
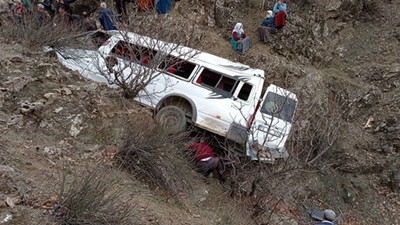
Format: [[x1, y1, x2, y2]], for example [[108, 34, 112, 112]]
[[1, 0, 400, 224]]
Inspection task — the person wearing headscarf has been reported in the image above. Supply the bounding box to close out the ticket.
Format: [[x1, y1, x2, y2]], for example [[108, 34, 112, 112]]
[[34, 3, 51, 24], [38, 0, 54, 17], [258, 10, 276, 43], [232, 23, 246, 51], [273, 0, 287, 29]]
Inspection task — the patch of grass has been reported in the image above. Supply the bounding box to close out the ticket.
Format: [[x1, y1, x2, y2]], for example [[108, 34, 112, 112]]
[[54, 168, 133, 225]]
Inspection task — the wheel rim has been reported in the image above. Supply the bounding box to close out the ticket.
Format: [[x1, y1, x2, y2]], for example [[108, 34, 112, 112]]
[[160, 111, 180, 128]]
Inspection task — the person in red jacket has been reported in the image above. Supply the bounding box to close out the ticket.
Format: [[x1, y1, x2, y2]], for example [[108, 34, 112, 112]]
[[187, 140, 224, 182]]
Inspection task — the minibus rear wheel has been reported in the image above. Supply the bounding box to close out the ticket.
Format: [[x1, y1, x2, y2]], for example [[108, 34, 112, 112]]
[[156, 106, 187, 134]]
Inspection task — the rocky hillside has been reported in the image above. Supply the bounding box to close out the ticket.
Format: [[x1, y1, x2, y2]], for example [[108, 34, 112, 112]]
[[1, 0, 399, 224]]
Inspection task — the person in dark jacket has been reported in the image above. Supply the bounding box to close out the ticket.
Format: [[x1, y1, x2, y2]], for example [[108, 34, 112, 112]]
[[53, 4, 71, 25], [82, 11, 97, 31], [56, 0, 76, 15], [38, 0, 54, 17], [99, 2, 117, 31], [34, 3, 51, 24], [258, 10, 276, 43], [155, 0, 171, 14], [187, 140, 224, 182]]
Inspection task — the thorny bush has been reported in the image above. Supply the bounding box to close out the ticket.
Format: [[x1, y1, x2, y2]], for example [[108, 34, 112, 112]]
[[0, 12, 81, 50], [115, 117, 197, 195]]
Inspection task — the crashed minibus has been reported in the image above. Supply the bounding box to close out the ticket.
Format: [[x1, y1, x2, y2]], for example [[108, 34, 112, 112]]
[[45, 30, 298, 162]]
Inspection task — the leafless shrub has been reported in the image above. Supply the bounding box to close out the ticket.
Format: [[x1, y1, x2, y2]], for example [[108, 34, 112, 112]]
[[115, 117, 196, 194], [214, 83, 342, 222], [90, 11, 204, 99], [287, 94, 342, 168], [0, 13, 81, 50], [54, 168, 132, 225]]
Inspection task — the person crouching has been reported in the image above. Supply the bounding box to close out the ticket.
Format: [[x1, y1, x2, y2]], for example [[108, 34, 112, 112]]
[[187, 140, 224, 183]]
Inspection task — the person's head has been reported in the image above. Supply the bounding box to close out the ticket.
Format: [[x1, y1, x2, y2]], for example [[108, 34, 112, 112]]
[[100, 2, 107, 9], [266, 10, 273, 18], [37, 3, 44, 11], [234, 23, 243, 31], [58, 5, 66, 15], [278, 0, 283, 4], [324, 209, 336, 222]]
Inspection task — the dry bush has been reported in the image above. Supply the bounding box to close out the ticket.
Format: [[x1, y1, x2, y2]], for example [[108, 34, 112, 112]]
[[54, 168, 132, 225], [0, 13, 81, 50], [287, 94, 342, 168], [216, 85, 343, 222], [115, 117, 197, 195]]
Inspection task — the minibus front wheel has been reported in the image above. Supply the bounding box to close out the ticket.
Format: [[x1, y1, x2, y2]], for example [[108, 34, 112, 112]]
[[155, 106, 187, 134]]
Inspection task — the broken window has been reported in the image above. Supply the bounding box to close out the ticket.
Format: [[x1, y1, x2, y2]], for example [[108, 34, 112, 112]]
[[158, 56, 196, 79], [111, 41, 158, 66], [197, 68, 238, 96], [238, 83, 252, 101]]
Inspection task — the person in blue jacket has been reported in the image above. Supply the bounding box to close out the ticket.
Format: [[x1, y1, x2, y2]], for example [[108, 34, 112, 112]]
[[99, 2, 117, 31], [273, 0, 287, 16], [261, 10, 276, 31], [258, 10, 276, 43], [155, 0, 171, 14], [273, 0, 287, 28]]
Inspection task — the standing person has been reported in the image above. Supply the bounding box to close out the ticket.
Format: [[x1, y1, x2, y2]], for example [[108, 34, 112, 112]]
[[82, 11, 97, 32], [232, 23, 251, 54], [187, 140, 224, 183], [34, 3, 51, 24], [99, 2, 117, 31], [258, 10, 276, 43], [21, 0, 34, 10], [56, 0, 76, 15], [155, 0, 171, 14], [38, 0, 55, 18], [11, 0, 28, 23], [138, 0, 153, 11], [53, 4, 71, 25], [273, 0, 287, 29]]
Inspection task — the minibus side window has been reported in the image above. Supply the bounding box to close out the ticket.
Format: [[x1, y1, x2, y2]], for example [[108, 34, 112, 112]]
[[238, 83, 252, 101], [197, 68, 238, 93], [197, 68, 221, 87], [111, 41, 157, 66], [158, 56, 196, 79]]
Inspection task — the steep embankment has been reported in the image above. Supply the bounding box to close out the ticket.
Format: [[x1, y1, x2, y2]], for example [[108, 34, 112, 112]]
[[1, 0, 399, 224]]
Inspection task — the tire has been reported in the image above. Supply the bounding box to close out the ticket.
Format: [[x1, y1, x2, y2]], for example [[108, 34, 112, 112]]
[[156, 106, 187, 134]]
